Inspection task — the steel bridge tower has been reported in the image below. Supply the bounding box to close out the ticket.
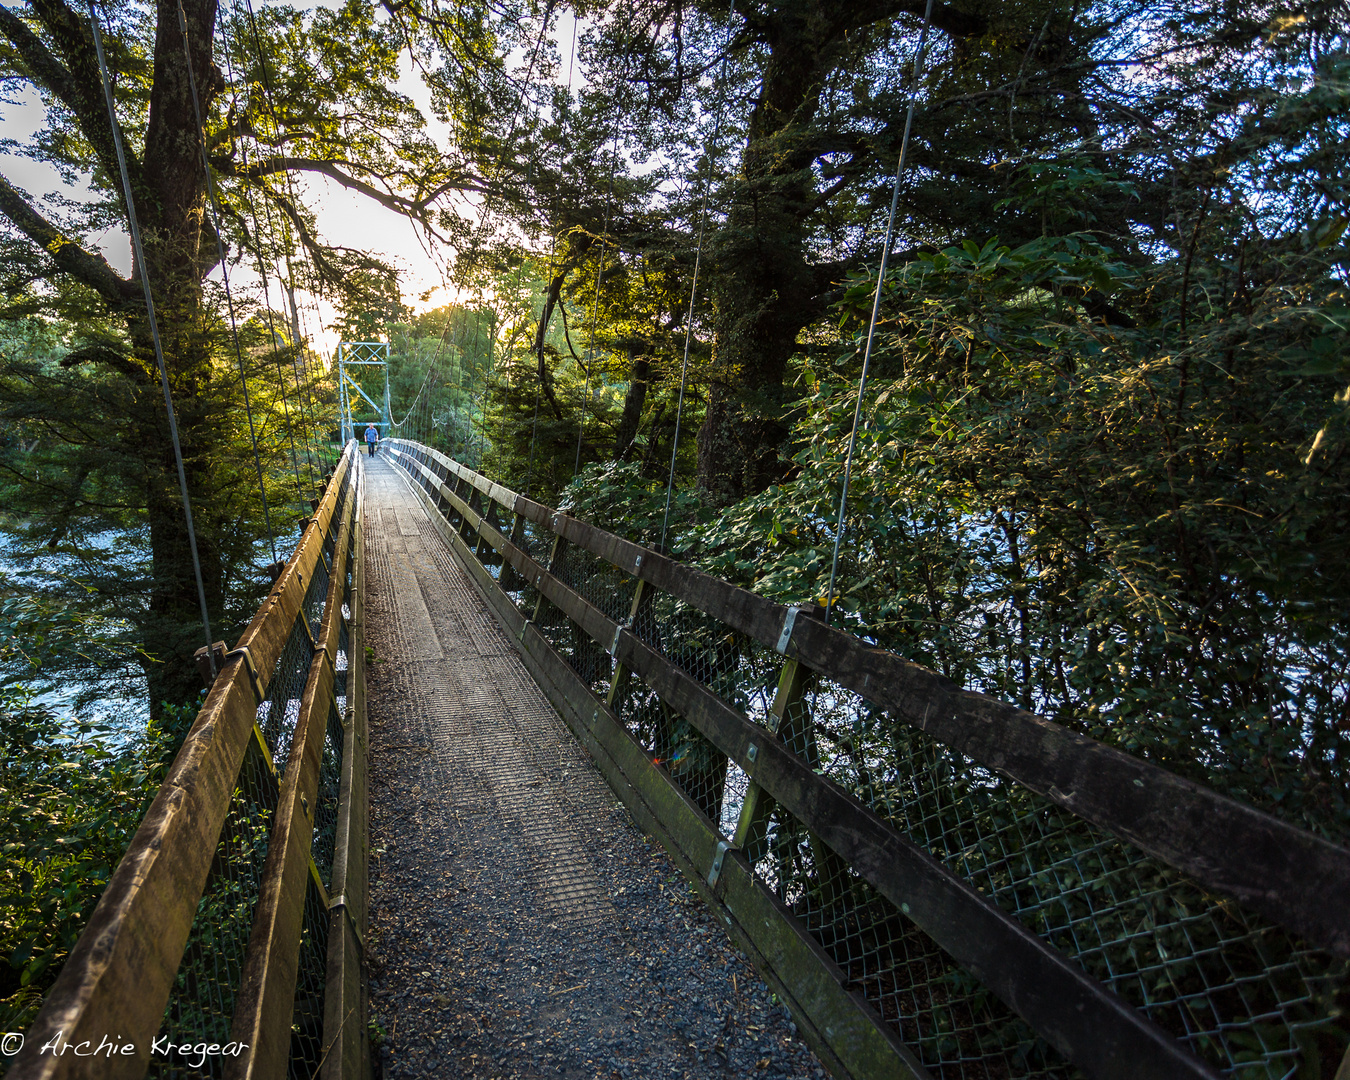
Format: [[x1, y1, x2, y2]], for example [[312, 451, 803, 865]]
[[336, 340, 390, 443]]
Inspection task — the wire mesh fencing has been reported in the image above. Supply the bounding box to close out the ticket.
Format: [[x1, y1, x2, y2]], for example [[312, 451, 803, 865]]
[[311, 701, 348, 886], [260, 618, 314, 768], [384, 438, 1350, 1080], [151, 734, 278, 1079], [763, 675, 1350, 1078], [10, 446, 369, 1080]]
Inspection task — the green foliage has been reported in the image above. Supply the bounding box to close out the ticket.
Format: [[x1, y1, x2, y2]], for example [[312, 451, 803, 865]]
[[0, 312, 331, 713], [0, 691, 186, 1035], [683, 213, 1350, 841], [474, 247, 709, 504], [0, 573, 195, 1036], [384, 303, 495, 458], [557, 459, 707, 548]]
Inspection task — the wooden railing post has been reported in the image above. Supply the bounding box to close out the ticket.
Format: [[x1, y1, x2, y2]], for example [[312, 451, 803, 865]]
[[499, 511, 527, 592], [733, 655, 811, 864], [530, 526, 569, 625], [460, 483, 483, 545], [732, 605, 850, 912], [605, 572, 654, 714], [478, 500, 501, 563]]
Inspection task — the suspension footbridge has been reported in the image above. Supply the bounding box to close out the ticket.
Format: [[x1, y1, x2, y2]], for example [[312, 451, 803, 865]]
[[7, 441, 1350, 1080]]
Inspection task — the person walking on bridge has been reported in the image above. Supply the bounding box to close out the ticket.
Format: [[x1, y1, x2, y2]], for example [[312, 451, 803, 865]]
[[365, 423, 379, 456]]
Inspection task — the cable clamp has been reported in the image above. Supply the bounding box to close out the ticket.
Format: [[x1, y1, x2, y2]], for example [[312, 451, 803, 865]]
[[707, 840, 731, 887], [327, 893, 366, 956], [776, 607, 802, 654], [224, 644, 267, 704], [608, 621, 630, 658]]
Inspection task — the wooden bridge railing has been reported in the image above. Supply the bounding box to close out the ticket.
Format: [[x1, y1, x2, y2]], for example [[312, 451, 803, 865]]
[[385, 437, 1350, 1080], [9, 445, 369, 1080]]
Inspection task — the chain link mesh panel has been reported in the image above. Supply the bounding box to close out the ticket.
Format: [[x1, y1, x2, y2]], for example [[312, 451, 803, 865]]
[[302, 544, 332, 643], [755, 806, 1077, 1080], [610, 680, 731, 826], [311, 702, 347, 886], [785, 678, 1350, 1078], [259, 617, 316, 767], [552, 542, 638, 626], [286, 872, 332, 1079], [631, 594, 766, 714], [534, 602, 613, 697], [151, 736, 278, 1078], [335, 619, 351, 709], [517, 517, 555, 567]]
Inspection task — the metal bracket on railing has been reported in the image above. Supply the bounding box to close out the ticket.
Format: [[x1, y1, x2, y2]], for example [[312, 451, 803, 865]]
[[707, 840, 732, 887], [194, 640, 227, 688], [609, 621, 629, 658], [225, 644, 268, 705], [776, 607, 803, 654]]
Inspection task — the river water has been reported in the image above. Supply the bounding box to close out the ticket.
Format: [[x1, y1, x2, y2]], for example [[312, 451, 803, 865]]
[[0, 526, 150, 733]]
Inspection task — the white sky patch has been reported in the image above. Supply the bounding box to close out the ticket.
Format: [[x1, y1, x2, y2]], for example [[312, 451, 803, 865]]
[[0, 83, 133, 276]]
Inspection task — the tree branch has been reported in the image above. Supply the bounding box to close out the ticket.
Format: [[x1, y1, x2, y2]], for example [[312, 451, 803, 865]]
[[840, 0, 989, 40], [5, 0, 135, 189], [263, 186, 392, 294], [0, 173, 135, 304], [219, 154, 488, 218]]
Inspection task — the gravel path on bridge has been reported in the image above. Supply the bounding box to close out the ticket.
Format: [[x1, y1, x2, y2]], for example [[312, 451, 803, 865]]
[[362, 456, 826, 1080]]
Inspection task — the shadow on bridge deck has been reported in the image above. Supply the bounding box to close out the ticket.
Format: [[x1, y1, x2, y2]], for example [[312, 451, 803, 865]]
[[360, 456, 825, 1080]]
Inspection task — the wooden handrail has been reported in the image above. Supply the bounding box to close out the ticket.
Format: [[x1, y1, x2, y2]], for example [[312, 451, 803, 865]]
[[9, 446, 360, 1080], [227, 461, 358, 1079]]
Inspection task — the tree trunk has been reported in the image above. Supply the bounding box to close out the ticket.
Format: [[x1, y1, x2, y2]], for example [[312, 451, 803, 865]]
[[613, 353, 650, 460], [691, 0, 994, 504], [135, 0, 227, 714], [694, 7, 836, 503]]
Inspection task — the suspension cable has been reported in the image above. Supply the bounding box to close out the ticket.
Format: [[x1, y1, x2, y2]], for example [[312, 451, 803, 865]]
[[659, 1, 738, 552], [467, 290, 486, 465], [477, 297, 493, 465], [821, 0, 935, 626], [90, 2, 216, 668], [525, 20, 578, 495], [227, 0, 323, 497], [437, 4, 554, 469], [176, 0, 278, 565], [239, 0, 328, 483], [216, 30, 309, 510], [390, 316, 452, 434], [571, 17, 636, 480], [571, 144, 618, 478]]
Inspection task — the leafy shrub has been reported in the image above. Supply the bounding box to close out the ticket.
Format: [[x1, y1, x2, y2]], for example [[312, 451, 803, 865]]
[[0, 692, 190, 1038]]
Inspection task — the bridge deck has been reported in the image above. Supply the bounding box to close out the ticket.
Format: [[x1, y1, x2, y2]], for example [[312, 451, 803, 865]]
[[361, 456, 823, 1079]]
